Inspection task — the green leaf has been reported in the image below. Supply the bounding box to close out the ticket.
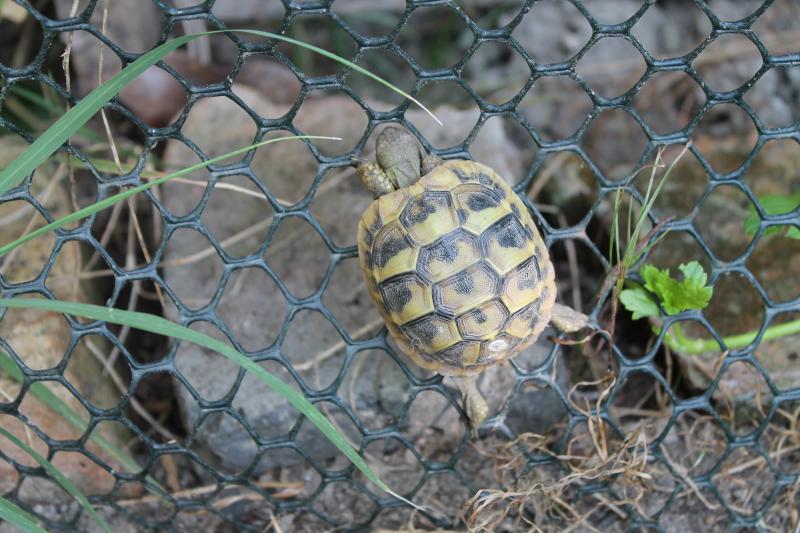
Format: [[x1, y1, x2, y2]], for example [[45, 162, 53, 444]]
[[0, 426, 111, 533], [0, 135, 335, 258], [0, 297, 406, 504], [640, 264, 676, 312], [0, 29, 440, 196], [639, 261, 712, 316], [0, 496, 47, 533], [0, 351, 163, 496], [620, 287, 660, 320], [678, 261, 708, 291], [744, 192, 800, 240]]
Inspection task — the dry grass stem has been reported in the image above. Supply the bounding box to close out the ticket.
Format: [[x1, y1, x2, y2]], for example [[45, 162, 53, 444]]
[[97, 0, 122, 171]]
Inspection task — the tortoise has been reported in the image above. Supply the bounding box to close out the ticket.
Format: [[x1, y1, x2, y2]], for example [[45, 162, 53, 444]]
[[355, 127, 588, 431]]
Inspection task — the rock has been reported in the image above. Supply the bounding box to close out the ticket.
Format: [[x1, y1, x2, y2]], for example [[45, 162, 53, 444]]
[[0, 137, 129, 502], [53, 0, 186, 128], [51, 2, 301, 129], [117, 51, 303, 128], [162, 87, 568, 473]]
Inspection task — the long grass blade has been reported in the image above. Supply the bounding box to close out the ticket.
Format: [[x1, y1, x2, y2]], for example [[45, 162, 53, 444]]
[[0, 297, 401, 500], [0, 496, 46, 533], [0, 135, 337, 258], [0, 351, 163, 495], [0, 29, 439, 195], [0, 426, 111, 533]]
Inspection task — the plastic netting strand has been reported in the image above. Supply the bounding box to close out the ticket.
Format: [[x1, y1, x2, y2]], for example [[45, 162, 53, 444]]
[[0, 0, 799, 531]]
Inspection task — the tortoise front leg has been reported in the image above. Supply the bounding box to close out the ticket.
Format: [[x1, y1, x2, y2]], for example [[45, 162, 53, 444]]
[[356, 161, 396, 198]]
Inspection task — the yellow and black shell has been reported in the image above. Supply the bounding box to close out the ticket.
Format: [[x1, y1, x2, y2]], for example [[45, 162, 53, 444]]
[[356, 160, 556, 377]]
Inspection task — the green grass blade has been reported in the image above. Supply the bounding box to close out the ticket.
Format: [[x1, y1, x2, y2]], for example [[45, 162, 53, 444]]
[[0, 135, 337, 258], [0, 29, 439, 195], [0, 351, 163, 497], [0, 298, 400, 500], [0, 426, 111, 533], [0, 496, 47, 533]]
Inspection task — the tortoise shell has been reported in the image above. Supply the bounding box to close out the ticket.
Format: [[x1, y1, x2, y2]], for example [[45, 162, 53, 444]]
[[356, 160, 556, 377]]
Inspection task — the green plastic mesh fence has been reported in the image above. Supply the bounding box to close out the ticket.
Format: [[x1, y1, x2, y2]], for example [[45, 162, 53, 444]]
[[0, 0, 799, 530]]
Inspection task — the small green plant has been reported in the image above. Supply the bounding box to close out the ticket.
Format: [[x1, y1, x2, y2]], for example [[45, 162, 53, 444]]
[[620, 261, 800, 354], [601, 145, 689, 342], [620, 261, 712, 319], [604, 148, 800, 355]]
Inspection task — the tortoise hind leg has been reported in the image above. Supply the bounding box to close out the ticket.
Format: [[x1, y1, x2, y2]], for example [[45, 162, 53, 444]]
[[550, 303, 589, 333], [450, 375, 489, 434]]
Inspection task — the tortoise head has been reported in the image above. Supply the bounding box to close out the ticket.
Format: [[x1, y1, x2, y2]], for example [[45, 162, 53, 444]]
[[375, 126, 423, 189], [356, 127, 424, 197]]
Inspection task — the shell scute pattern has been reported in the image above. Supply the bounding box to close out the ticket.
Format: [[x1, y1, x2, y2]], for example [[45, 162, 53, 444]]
[[436, 341, 481, 367], [401, 314, 461, 353], [371, 223, 418, 280], [479, 333, 520, 365], [506, 303, 540, 338], [379, 273, 434, 323], [457, 300, 509, 340], [400, 191, 459, 244], [418, 233, 480, 282], [501, 257, 544, 313], [434, 262, 499, 315], [481, 215, 535, 274], [357, 160, 556, 375], [454, 186, 508, 235]]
